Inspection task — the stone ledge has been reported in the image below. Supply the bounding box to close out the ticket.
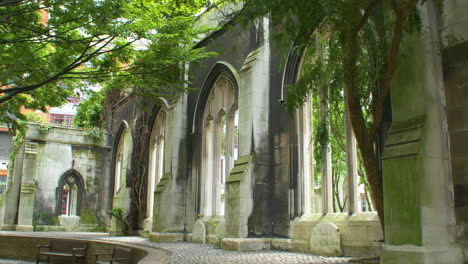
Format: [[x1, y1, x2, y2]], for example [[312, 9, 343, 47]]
[[14, 225, 33, 232], [381, 245, 463, 264], [222, 238, 271, 251], [149, 232, 184, 243]]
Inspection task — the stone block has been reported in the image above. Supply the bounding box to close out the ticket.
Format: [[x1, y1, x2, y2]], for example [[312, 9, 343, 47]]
[[1, 225, 16, 231], [15, 225, 33, 232], [290, 222, 314, 240], [184, 233, 193, 242], [58, 215, 80, 227], [291, 239, 309, 253], [341, 225, 366, 242], [310, 221, 343, 256], [321, 213, 349, 223], [148, 232, 183, 242], [192, 220, 206, 244], [221, 238, 271, 251], [455, 206, 468, 225], [381, 245, 463, 264], [271, 238, 293, 251], [215, 221, 225, 238], [342, 241, 383, 257], [348, 212, 380, 224], [421, 206, 455, 226], [366, 225, 384, 242], [450, 130, 468, 157]]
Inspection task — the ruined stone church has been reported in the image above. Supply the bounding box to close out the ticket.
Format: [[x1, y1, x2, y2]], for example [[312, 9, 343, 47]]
[[1, 1, 466, 264]]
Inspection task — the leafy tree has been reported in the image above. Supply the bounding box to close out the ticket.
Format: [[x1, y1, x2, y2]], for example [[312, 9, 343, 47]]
[[232, 0, 423, 233], [0, 0, 212, 131], [73, 89, 104, 128]]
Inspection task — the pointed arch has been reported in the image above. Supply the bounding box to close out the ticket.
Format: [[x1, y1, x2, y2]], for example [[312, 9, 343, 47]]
[[112, 121, 131, 196], [192, 62, 240, 134], [147, 106, 167, 218], [56, 169, 85, 216], [198, 70, 239, 217]]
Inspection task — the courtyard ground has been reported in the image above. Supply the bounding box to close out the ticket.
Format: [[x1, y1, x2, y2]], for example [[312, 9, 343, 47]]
[[0, 232, 351, 263]]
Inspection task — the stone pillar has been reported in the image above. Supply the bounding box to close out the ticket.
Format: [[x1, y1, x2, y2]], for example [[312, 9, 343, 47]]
[[319, 87, 333, 214], [381, 2, 463, 263], [440, 0, 468, 262], [150, 95, 188, 242], [344, 89, 358, 213], [213, 117, 223, 216], [2, 144, 24, 230], [16, 142, 37, 231], [224, 17, 271, 240]]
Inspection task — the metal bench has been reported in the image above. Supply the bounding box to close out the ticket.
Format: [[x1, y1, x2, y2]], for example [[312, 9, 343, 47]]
[[36, 239, 88, 264], [94, 246, 132, 264]]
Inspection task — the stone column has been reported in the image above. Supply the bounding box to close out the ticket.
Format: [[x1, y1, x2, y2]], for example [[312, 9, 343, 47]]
[[344, 89, 358, 213], [301, 100, 314, 214], [16, 142, 37, 231], [381, 2, 463, 263], [213, 117, 223, 216], [319, 87, 333, 214], [150, 95, 188, 242], [224, 17, 271, 240]]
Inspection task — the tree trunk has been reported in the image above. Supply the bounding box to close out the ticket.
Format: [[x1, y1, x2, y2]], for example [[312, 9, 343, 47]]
[[342, 2, 386, 233]]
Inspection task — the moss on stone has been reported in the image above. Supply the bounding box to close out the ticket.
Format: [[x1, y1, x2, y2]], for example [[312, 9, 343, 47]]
[[155, 173, 171, 193], [33, 211, 59, 226], [227, 155, 252, 183], [80, 209, 97, 225]]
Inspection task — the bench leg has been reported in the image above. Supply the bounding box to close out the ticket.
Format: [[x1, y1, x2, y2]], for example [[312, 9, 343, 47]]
[[36, 255, 49, 264]]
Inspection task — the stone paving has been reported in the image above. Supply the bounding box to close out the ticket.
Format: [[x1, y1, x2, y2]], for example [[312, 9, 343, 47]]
[[0, 232, 351, 264]]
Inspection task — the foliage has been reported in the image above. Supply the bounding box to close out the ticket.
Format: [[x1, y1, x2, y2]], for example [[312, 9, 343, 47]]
[[92, 215, 108, 232], [7, 124, 26, 179], [80, 208, 97, 225], [108, 207, 132, 234], [0, 0, 214, 131], [232, 0, 424, 232], [37, 123, 52, 136], [212, 222, 224, 249], [33, 211, 59, 229], [73, 90, 105, 128], [86, 129, 105, 142], [110, 207, 125, 218]]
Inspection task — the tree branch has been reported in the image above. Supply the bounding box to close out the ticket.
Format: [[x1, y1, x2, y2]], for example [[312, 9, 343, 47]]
[[369, 0, 420, 143]]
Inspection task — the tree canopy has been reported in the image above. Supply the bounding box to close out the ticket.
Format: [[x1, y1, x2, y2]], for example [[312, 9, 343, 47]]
[[0, 0, 213, 131]]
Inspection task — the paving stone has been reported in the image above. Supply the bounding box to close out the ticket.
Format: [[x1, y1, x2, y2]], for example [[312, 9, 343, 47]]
[[0, 232, 350, 264]]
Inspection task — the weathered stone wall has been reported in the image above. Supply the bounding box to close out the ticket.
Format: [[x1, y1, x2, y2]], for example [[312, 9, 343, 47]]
[[441, 0, 468, 262], [380, 1, 464, 263], [290, 213, 382, 257], [106, 2, 468, 261], [184, 20, 262, 239], [1, 124, 110, 231]]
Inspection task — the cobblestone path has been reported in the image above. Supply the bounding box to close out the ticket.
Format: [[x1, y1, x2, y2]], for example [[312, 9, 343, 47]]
[[0, 232, 351, 264]]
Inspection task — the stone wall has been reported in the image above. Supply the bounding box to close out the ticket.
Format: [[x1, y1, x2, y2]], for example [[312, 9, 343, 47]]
[[105, 2, 467, 262], [0, 124, 110, 231], [441, 0, 468, 262], [380, 1, 464, 263]]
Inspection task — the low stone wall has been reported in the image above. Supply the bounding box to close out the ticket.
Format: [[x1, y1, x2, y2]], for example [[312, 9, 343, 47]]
[[184, 212, 382, 258], [289, 212, 383, 257], [0, 235, 171, 264]]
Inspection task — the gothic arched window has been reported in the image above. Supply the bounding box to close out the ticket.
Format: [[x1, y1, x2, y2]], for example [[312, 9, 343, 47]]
[[57, 170, 84, 216], [200, 74, 239, 217], [147, 108, 167, 218]]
